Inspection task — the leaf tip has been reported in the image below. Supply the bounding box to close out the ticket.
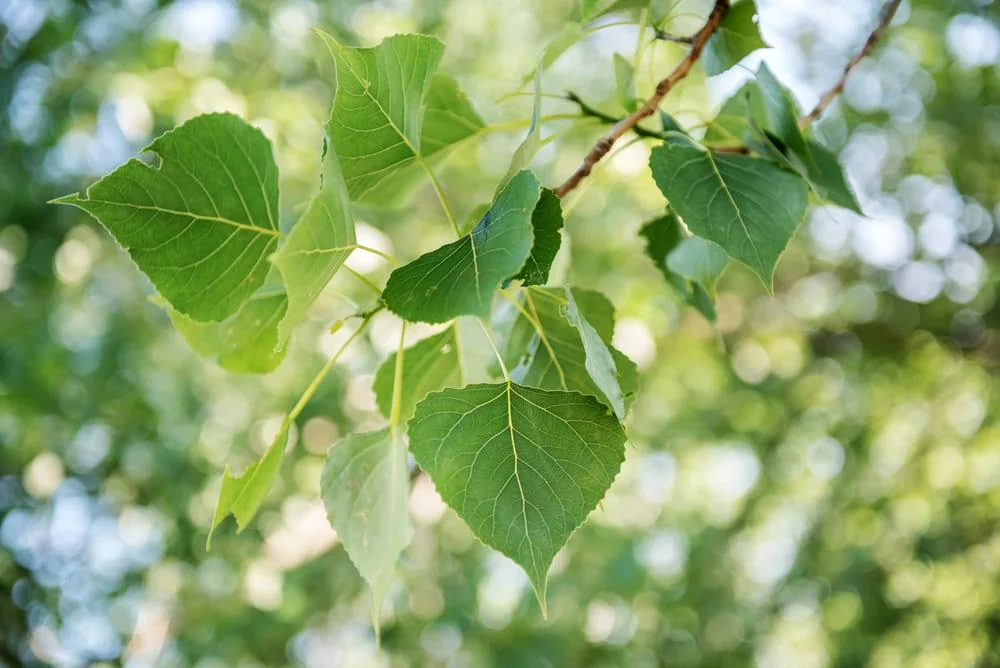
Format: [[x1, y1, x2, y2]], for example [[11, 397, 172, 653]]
[[49, 193, 82, 206]]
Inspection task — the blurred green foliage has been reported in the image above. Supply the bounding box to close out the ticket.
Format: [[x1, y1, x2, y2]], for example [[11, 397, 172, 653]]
[[2, 0, 1000, 666]]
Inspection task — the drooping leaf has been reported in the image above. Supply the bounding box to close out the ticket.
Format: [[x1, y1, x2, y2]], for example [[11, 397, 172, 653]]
[[382, 170, 541, 323], [503, 287, 638, 408], [512, 188, 564, 287], [319, 32, 444, 200], [667, 236, 729, 294], [52, 113, 280, 322], [372, 324, 465, 424], [273, 145, 356, 343], [408, 382, 627, 611], [168, 284, 288, 374], [639, 212, 718, 322], [613, 54, 637, 113], [752, 63, 808, 157], [359, 73, 487, 208], [704, 65, 862, 213], [703, 0, 767, 76], [649, 142, 808, 289], [321, 428, 411, 631], [561, 288, 626, 419], [798, 139, 862, 213], [208, 424, 288, 548]]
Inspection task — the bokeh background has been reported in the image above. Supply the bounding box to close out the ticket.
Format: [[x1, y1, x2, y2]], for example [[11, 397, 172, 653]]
[[2, 0, 1000, 665]]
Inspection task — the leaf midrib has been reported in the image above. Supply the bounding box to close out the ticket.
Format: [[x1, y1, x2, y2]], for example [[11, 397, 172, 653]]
[[82, 199, 280, 237]]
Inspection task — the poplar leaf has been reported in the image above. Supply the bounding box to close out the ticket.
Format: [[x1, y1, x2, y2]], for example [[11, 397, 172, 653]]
[[649, 142, 808, 289], [640, 212, 720, 322], [561, 288, 626, 419], [319, 32, 444, 200], [382, 170, 541, 323], [408, 382, 627, 612], [273, 146, 356, 344], [321, 429, 412, 632], [703, 0, 767, 76], [512, 188, 564, 287], [208, 424, 288, 548], [52, 113, 280, 322], [503, 287, 638, 409]]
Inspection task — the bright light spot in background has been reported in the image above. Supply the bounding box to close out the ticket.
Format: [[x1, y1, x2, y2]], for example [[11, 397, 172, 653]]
[[918, 213, 958, 259], [852, 214, 913, 269], [892, 261, 944, 303], [805, 437, 845, 481], [244, 558, 283, 611], [585, 597, 635, 645], [946, 14, 1000, 68], [635, 452, 676, 504], [608, 140, 651, 178], [156, 0, 239, 53], [23, 452, 65, 499], [420, 623, 463, 661], [113, 94, 153, 143], [265, 498, 337, 570], [732, 340, 771, 384], [477, 554, 529, 629], [410, 474, 447, 525], [345, 222, 394, 275], [635, 528, 688, 580], [693, 445, 761, 518], [270, 1, 317, 45], [0, 247, 15, 293], [188, 78, 247, 117], [612, 317, 656, 370]]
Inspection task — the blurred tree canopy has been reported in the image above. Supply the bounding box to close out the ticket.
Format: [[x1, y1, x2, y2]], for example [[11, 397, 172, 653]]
[[2, 0, 1000, 666]]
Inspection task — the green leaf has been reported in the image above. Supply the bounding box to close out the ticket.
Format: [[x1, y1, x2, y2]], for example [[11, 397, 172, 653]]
[[168, 285, 288, 374], [321, 428, 412, 630], [798, 139, 862, 214], [373, 324, 465, 425], [639, 212, 718, 322], [649, 142, 808, 289], [512, 188, 564, 287], [704, 64, 799, 153], [319, 32, 444, 200], [503, 287, 638, 408], [703, 1, 767, 76], [208, 424, 288, 548], [359, 73, 486, 208], [52, 113, 280, 322], [408, 382, 627, 611], [382, 170, 541, 323], [667, 236, 729, 294], [561, 289, 626, 419], [613, 54, 637, 113], [420, 74, 487, 155], [752, 63, 808, 158], [704, 65, 861, 213], [273, 145, 356, 343]]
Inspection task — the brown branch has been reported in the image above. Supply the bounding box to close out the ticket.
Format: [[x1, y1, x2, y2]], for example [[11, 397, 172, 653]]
[[553, 0, 731, 199], [798, 0, 903, 127]]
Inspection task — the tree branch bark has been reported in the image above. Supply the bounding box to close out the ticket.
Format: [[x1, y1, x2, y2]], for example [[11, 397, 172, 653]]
[[798, 0, 903, 127], [553, 0, 731, 199]]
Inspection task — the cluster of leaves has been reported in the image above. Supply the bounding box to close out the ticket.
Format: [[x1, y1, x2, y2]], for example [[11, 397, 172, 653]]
[[53, 0, 861, 625]]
